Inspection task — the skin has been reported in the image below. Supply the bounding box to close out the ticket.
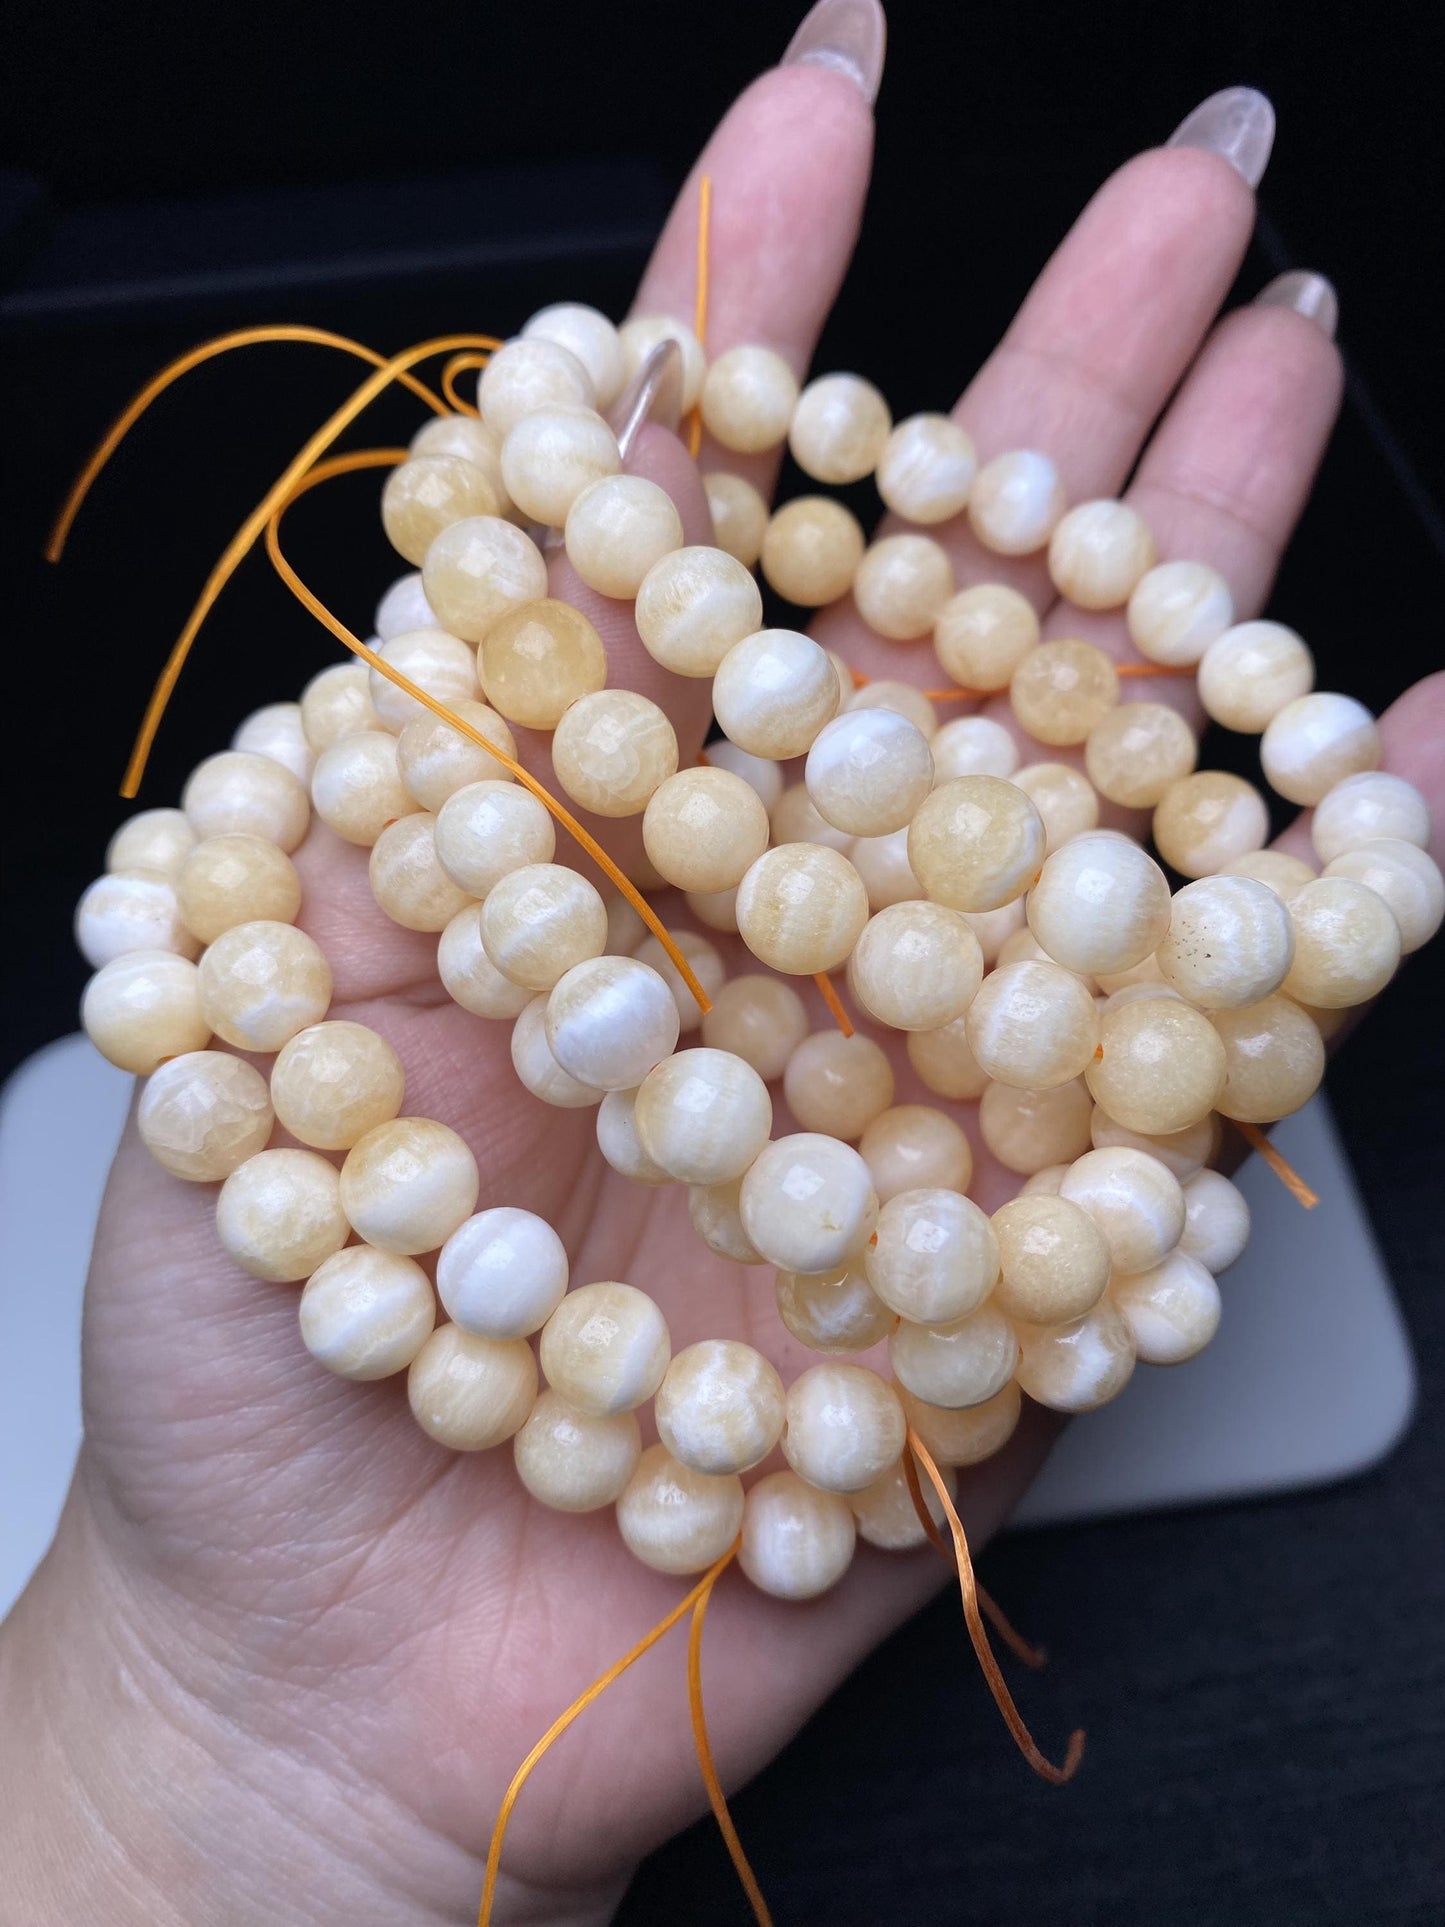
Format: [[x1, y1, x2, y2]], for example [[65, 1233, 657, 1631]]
[[4, 29, 1443, 1927]]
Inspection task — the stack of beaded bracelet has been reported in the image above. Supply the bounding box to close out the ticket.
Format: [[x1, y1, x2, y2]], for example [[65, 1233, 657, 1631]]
[[73, 298, 1442, 1609]]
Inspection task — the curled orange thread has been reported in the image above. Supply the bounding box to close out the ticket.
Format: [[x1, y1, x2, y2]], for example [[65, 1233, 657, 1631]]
[[440, 353, 490, 416], [813, 970, 854, 1037], [1232, 1118, 1319, 1209], [687, 173, 712, 459], [900, 1450, 1048, 1670], [687, 1550, 773, 1927]]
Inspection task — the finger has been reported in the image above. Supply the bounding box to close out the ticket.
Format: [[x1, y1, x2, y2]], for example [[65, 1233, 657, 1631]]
[[1275, 671, 1445, 870]]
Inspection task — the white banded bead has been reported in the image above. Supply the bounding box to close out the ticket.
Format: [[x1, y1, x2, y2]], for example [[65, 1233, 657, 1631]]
[[540, 1281, 670, 1417], [656, 1340, 786, 1475], [299, 1248, 436, 1380], [339, 1117, 479, 1255], [740, 1472, 856, 1600], [437, 1205, 568, 1339]]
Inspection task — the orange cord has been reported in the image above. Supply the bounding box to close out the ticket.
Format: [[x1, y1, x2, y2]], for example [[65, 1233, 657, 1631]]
[[1232, 1119, 1320, 1209], [813, 970, 854, 1038], [1116, 660, 1196, 678], [900, 1450, 1048, 1670], [440, 353, 490, 416], [686, 174, 712, 459], [687, 1551, 773, 1927], [264, 451, 714, 1014]]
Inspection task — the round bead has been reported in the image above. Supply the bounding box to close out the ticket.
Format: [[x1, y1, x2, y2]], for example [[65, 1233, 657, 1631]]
[[1282, 876, 1402, 1007], [782, 1363, 905, 1494], [897, 1381, 1021, 1467], [300, 662, 380, 751], [1126, 560, 1234, 666], [182, 750, 309, 852], [770, 781, 854, 853], [634, 544, 764, 677], [967, 449, 1065, 554], [376, 567, 444, 637], [477, 598, 607, 731], [700, 344, 799, 453], [76, 871, 198, 968], [741, 1133, 879, 1273], [1156, 874, 1296, 1009], [990, 1192, 1110, 1325], [1154, 771, 1270, 879], [1210, 995, 1326, 1123], [1310, 771, 1432, 866], [106, 808, 196, 881], [805, 709, 934, 838], [1222, 850, 1318, 901], [369, 628, 481, 734], [966, 959, 1099, 1089], [511, 996, 602, 1108], [1091, 1106, 1218, 1180], [1198, 620, 1314, 732], [853, 534, 954, 641], [437, 906, 533, 1019], [422, 517, 549, 643], [713, 628, 841, 760], [1261, 692, 1380, 806], [499, 404, 620, 526], [197, 921, 331, 1052], [541, 1281, 670, 1417], [435, 781, 555, 897], [1324, 840, 1443, 955], [686, 885, 737, 932], [215, 1147, 348, 1282], [1060, 1146, 1186, 1273], [137, 1051, 273, 1181], [1086, 997, 1227, 1134], [1011, 763, 1100, 854], [1047, 500, 1156, 609], [735, 843, 868, 974], [1111, 1253, 1221, 1365], [908, 776, 1046, 913], [849, 830, 920, 911], [522, 303, 625, 409], [81, 951, 210, 1073], [618, 1445, 744, 1576], [547, 690, 675, 818], [866, 1188, 999, 1326], [633, 1047, 772, 1184], [1014, 1304, 1135, 1412], [933, 583, 1039, 691], [889, 1303, 1018, 1409], [789, 372, 891, 484], [859, 1104, 972, 1203], [689, 1176, 764, 1264], [544, 955, 679, 1090], [631, 928, 725, 1032], [1084, 702, 1198, 809], [783, 1031, 895, 1140], [564, 474, 684, 599], [176, 836, 301, 945], [703, 471, 769, 568], [1180, 1169, 1251, 1273], [397, 700, 518, 813], [701, 975, 808, 1081], [436, 1205, 568, 1339], [479, 863, 606, 991], [877, 412, 977, 523], [851, 901, 984, 1032], [655, 1341, 786, 1476], [382, 454, 500, 564], [847, 680, 938, 738], [963, 901, 1028, 965], [760, 496, 864, 606], [299, 1248, 436, 1381], [775, 1263, 893, 1353], [906, 1015, 989, 1103], [618, 315, 707, 410], [407, 1325, 538, 1451], [930, 715, 1020, 782], [339, 1117, 479, 1255], [851, 1457, 958, 1552], [979, 1077, 1094, 1176], [370, 814, 473, 932], [597, 1086, 673, 1185], [1027, 832, 1171, 976], [310, 731, 416, 847], [641, 767, 768, 893], [740, 1472, 856, 1599], [1010, 640, 1119, 747], [478, 336, 595, 434], [232, 702, 314, 785], [268, 1021, 403, 1152], [513, 1391, 641, 1513], [692, 745, 782, 822]]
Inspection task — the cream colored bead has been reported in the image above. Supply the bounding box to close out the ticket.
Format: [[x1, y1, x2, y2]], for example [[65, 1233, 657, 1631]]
[[407, 1324, 537, 1451], [713, 629, 841, 762], [906, 1014, 989, 1102], [368, 628, 481, 734], [599, 1084, 674, 1185], [475, 599, 603, 732], [1282, 875, 1402, 1007], [513, 1391, 641, 1513], [876, 412, 977, 524], [741, 1133, 879, 1273], [1154, 771, 1270, 879], [805, 709, 934, 838], [759, 496, 864, 607], [929, 717, 1018, 786], [631, 927, 725, 1033], [522, 302, 625, 409], [851, 1457, 958, 1552], [846, 680, 938, 739], [397, 700, 517, 813], [967, 449, 1065, 555], [1060, 1145, 1186, 1273], [908, 776, 1046, 914], [703, 470, 769, 567], [1086, 997, 1227, 1135], [783, 1031, 895, 1141], [1111, 1253, 1221, 1365], [422, 517, 549, 643], [76, 871, 198, 969], [619, 315, 706, 410], [1126, 560, 1234, 666], [991, 1190, 1111, 1325], [216, 1147, 348, 1283], [1311, 771, 1431, 866], [81, 951, 210, 1074], [197, 921, 330, 1052], [740, 1472, 856, 1599], [1261, 692, 1381, 806], [697, 739, 783, 814], [540, 1280, 670, 1417], [1015, 1304, 1135, 1412], [775, 1263, 892, 1353], [866, 1188, 998, 1326], [478, 335, 595, 435], [789, 372, 890, 484], [618, 1445, 744, 1575], [478, 863, 606, 991], [897, 1381, 1021, 1467], [310, 731, 415, 847], [382, 455, 500, 565], [849, 829, 920, 911], [1324, 839, 1442, 954], [851, 901, 984, 1032], [770, 781, 855, 854], [435, 780, 555, 897], [137, 1051, 273, 1181], [653, 1340, 786, 1477], [370, 814, 473, 933], [854, 534, 955, 642], [1091, 1106, 1218, 1180], [966, 959, 1099, 1088], [1027, 832, 1171, 976], [511, 995, 602, 1108], [500, 405, 620, 526], [699, 344, 799, 453], [933, 583, 1039, 692], [1092, 953, 1164, 994], [106, 808, 195, 881], [633, 1047, 772, 1184], [1180, 1168, 1251, 1273], [1198, 620, 1314, 733], [1048, 500, 1156, 609], [1084, 702, 1198, 810], [699, 975, 807, 1082], [436, 1205, 567, 1339], [889, 1303, 1018, 1409], [689, 1175, 764, 1263], [686, 885, 733, 938], [859, 1104, 972, 1203], [735, 843, 868, 974], [640, 766, 768, 894], [564, 474, 684, 599], [632, 548, 763, 682], [300, 661, 380, 751], [782, 1363, 905, 1494], [963, 901, 1029, 965], [269, 1020, 404, 1151], [1010, 640, 1119, 747], [298, 1248, 435, 1380], [1157, 874, 1296, 1008], [182, 751, 309, 852], [339, 1117, 479, 1255], [604, 894, 648, 956], [376, 568, 443, 636], [979, 1077, 1093, 1176], [232, 702, 313, 785], [548, 690, 674, 819], [1008, 763, 1098, 855], [437, 906, 532, 1019], [544, 954, 679, 1091]]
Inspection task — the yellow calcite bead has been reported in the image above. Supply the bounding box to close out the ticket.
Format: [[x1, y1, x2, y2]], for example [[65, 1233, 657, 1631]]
[[437, 907, 532, 1019], [906, 1013, 989, 1102], [700, 974, 808, 1082], [75, 871, 198, 969], [618, 314, 706, 410], [703, 470, 769, 568], [1180, 1168, 1251, 1273], [409, 414, 509, 510], [897, 1380, 1021, 1467], [476, 597, 605, 731], [368, 629, 481, 734], [232, 702, 314, 785], [877, 412, 977, 524], [422, 516, 549, 643], [1311, 771, 1431, 865], [522, 303, 625, 409], [866, 1188, 999, 1326], [298, 1247, 436, 1381], [978, 1076, 1094, 1176], [847, 679, 939, 738], [1282, 876, 1402, 1007], [106, 807, 196, 880], [1126, 560, 1234, 666], [1325, 839, 1443, 953], [1027, 832, 1171, 976], [434, 780, 555, 897], [631, 928, 725, 1032], [963, 901, 1028, 965], [853, 534, 955, 641], [197, 921, 331, 1052], [1014, 1304, 1135, 1412], [850, 900, 984, 1032], [175, 836, 301, 945], [782, 1363, 905, 1494], [1047, 500, 1156, 610], [1060, 1145, 1186, 1273], [775, 1263, 893, 1352], [407, 1324, 538, 1451], [851, 1456, 958, 1552], [511, 996, 602, 1108], [771, 781, 854, 853], [513, 1390, 641, 1513], [382, 455, 500, 565], [1261, 692, 1380, 806], [1154, 771, 1270, 879], [1157, 874, 1296, 1008], [633, 1046, 772, 1184], [310, 731, 416, 847], [889, 1302, 1018, 1409], [478, 335, 595, 435], [618, 1445, 744, 1576], [1198, 620, 1314, 733], [967, 449, 1065, 555], [933, 582, 1039, 691], [700, 344, 800, 453], [82, 951, 210, 1073], [634, 544, 764, 677], [564, 474, 684, 599], [641, 766, 769, 892], [655, 1340, 786, 1476], [270, 1020, 405, 1150], [1111, 1252, 1221, 1365], [849, 829, 921, 911], [714, 628, 841, 761], [686, 885, 737, 934], [929, 716, 1019, 782], [1009, 763, 1098, 854], [137, 1050, 273, 1181], [397, 700, 517, 813], [540, 1280, 670, 1417], [740, 1472, 856, 1600], [966, 959, 1099, 1089], [789, 372, 891, 484], [1084, 702, 1198, 809], [545, 955, 679, 1091], [183, 750, 310, 853], [735, 842, 868, 974], [1221, 851, 1317, 901], [1086, 997, 1227, 1135], [760, 495, 865, 607], [805, 709, 934, 839], [689, 1175, 764, 1264], [479, 863, 607, 991], [370, 813, 473, 932], [783, 1030, 895, 1140], [741, 1133, 879, 1273], [859, 1103, 972, 1202], [300, 661, 381, 751], [215, 1147, 349, 1282], [1091, 1105, 1218, 1180], [500, 405, 620, 526], [339, 1117, 479, 1255], [990, 1193, 1110, 1324], [908, 775, 1046, 913], [1010, 639, 1119, 747]]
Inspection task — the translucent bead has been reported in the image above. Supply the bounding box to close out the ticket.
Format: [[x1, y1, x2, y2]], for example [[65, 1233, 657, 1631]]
[[82, 951, 210, 1073], [233, 701, 314, 785], [1006, 763, 1096, 856], [1027, 832, 1171, 976], [1311, 771, 1432, 866], [76, 870, 198, 968], [310, 731, 415, 847], [967, 449, 1065, 555], [851, 1456, 958, 1551], [933, 582, 1039, 692], [687, 881, 741, 931], [1086, 996, 1227, 1135], [473, 599, 602, 732], [182, 750, 309, 852], [510, 996, 603, 1108], [1154, 771, 1270, 879], [889, 1303, 1018, 1408], [1048, 500, 1156, 610], [407, 1325, 538, 1451], [1325, 839, 1442, 954], [782, 1363, 905, 1494], [1014, 1304, 1135, 1412], [634, 544, 764, 677], [979, 1077, 1094, 1176], [853, 534, 955, 641], [1180, 1168, 1251, 1273], [540, 1280, 670, 1416], [478, 336, 595, 435], [555, 686, 683, 819], [760, 496, 865, 607], [268, 1020, 404, 1151], [805, 709, 934, 838], [877, 413, 977, 524], [740, 1133, 879, 1273], [437, 906, 532, 1019], [1084, 701, 1198, 809], [641, 766, 768, 893], [137, 1050, 273, 1181], [375, 569, 442, 641], [906, 1014, 989, 1102], [339, 1117, 479, 1255], [596, 1086, 672, 1185], [436, 1204, 567, 1339], [1126, 560, 1234, 666], [966, 959, 1099, 1089], [1156, 874, 1296, 1009], [782, 1030, 894, 1141], [500, 405, 620, 526], [382, 455, 500, 565], [408, 419, 510, 519], [1091, 1107, 1219, 1180], [703, 470, 769, 568], [847, 680, 939, 739], [618, 1444, 744, 1575], [1010, 639, 1119, 747], [618, 315, 706, 411], [696, 975, 806, 1083], [995, 925, 1092, 982], [368, 629, 481, 735], [216, 1147, 348, 1282], [990, 1193, 1110, 1324], [1261, 692, 1381, 807], [106, 808, 195, 881], [897, 1380, 1021, 1466], [689, 1175, 765, 1264], [631, 928, 725, 1032], [699, 739, 784, 814], [435, 781, 555, 897], [299, 1248, 435, 1380], [908, 776, 1046, 913], [300, 661, 380, 751], [963, 900, 1028, 965], [564, 474, 684, 599], [1021, 1165, 1069, 1196], [396, 700, 517, 813], [851, 901, 984, 1031], [422, 517, 549, 643], [1198, 620, 1314, 733], [929, 717, 1018, 786], [859, 1104, 972, 1202], [866, 1188, 999, 1326], [735, 843, 868, 974], [713, 628, 841, 761], [513, 1390, 641, 1513], [849, 829, 921, 911], [1282, 876, 1402, 1007], [522, 302, 625, 409], [370, 814, 473, 932], [197, 921, 331, 1051], [655, 1340, 786, 1476], [740, 1472, 856, 1599], [177, 839, 302, 952], [700, 344, 799, 453], [771, 781, 854, 854], [1111, 1253, 1221, 1365], [544, 954, 679, 1090], [633, 1046, 772, 1184], [478, 863, 606, 991], [1060, 1145, 1186, 1273], [789, 372, 891, 484], [775, 1262, 893, 1352]]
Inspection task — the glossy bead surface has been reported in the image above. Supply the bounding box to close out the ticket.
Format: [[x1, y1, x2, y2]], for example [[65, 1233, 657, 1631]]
[[655, 1340, 786, 1475], [1282, 876, 1402, 1006], [1154, 771, 1271, 879], [521, 302, 624, 406], [1210, 994, 1326, 1123], [1086, 996, 1227, 1134], [544, 954, 679, 1090], [198, 921, 331, 1052], [859, 1104, 972, 1203], [1126, 560, 1234, 666], [1090, 1106, 1218, 1180], [299, 1248, 436, 1380], [908, 776, 1046, 914], [595, 1086, 672, 1185], [500, 404, 620, 526], [689, 1176, 765, 1264], [300, 661, 380, 751], [978, 1077, 1093, 1176], [137, 1050, 273, 1181], [178, 837, 302, 948], [183, 750, 309, 852], [76, 871, 198, 968], [82, 951, 210, 1073], [741, 1132, 879, 1273], [701, 975, 808, 1082], [310, 731, 415, 847], [1157, 874, 1295, 1008], [740, 1471, 856, 1600], [407, 1325, 538, 1451], [966, 959, 1099, 1088], [713, 628, 841, 760], [376, 567, 443, 637], [339, 1117, 479, 1255], [933, 582, 1039, 691], [618, 1445, 744, 1576], [967, 449, 1065, 555], [541, 1281, 670, 1417], [853, 534, 954, 641], [634, 543, 764, 677], [851, 901, 983, 1031], [382, 454, 500, 564], [775, 1262, 893, 1353], [478, 335, 594, 434], [783, 1030, 895, 1140], [1027, 833, 1171, 976], [1060, 1146, 1186, 1273], [897, 1380, 1021, 1466], [906, 1014, 989, 1102], [851, 1457, 958, 1551], [1111, 1253, 1221, 1365], [805, 708, 933, 837], [1011, 763, 1100, 854], [633, 1047, 772, 1184], [876, 412, 977, 523], [1179, 1168, 1251, 1273], [477, 598, 607, 731], [106, 808, 196, 881], [641, 766, 769, 893], [422, 516, 549, 643], [735, 843, 868, 974], [700, 344, 799, 452], [695, 739, 783, 814], [232, 702, 314, 784], [847, 679, 939, 738], [548, 690, 676, 818], [1084, 702, 1198, 809], [703, 471, 769, 568], [1198, 620, 1314, 732], [216, 1148, 348, 1282], [1048, 500, 1156, 609], [866, 1188, 999, 1326], [436, 1205, 568, 1339], [564, 474, 684, 598], [889, 1302, 1018, 1409], [619, 315, 706, 409], [849, 829, 920, 911], [511, 995, 603, 1108], [631, 927, 725, 1032], [770, 781, 855, 853], [437, 906, 532, 1019], [789, 372, 891, 484], [434, 781, 555, 897], [1261, 692, 1380, 806], [513, 1391, 641, 1513], [1010, 640, 1119, 747], [479, 863, 606, 991], [991, 1190, 1111, 1325], [397, 700, 518, 813], [1324, 840, 1443, 954], [270, 1020, 404, 1151], [783, 1363, 905, 1494], [1014, 1303, 1135, 1412], [370, 814, 473, 932], [1221, 850, 1318, 901], [1310, 772, 1431, 865], [369, 628, 481, 733], [930, 715, 1020, 782]]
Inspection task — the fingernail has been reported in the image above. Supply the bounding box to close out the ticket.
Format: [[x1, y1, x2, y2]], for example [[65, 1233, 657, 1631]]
[[781, 0, 887, 105], [1255, 269, 1339, 340], [1167, 86, 1275, 188], [613, 340, 684, 459]]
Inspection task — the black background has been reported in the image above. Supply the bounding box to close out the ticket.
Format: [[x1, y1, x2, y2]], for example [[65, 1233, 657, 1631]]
[[2, 1, 1443, 1921]]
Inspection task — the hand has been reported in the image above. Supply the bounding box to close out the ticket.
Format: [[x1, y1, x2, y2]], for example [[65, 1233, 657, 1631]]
[[5, 7, 1442, 1923]]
